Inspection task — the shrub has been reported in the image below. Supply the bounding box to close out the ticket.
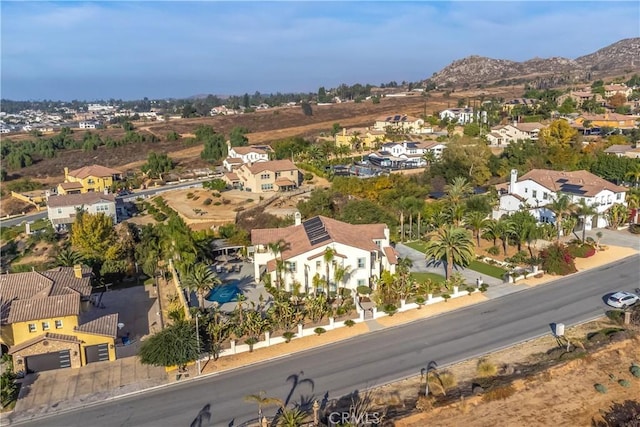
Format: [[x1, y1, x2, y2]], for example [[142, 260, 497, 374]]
[[507, 251, 529, 265], [568, 244, 596, 258], [441, 293, 451, 302], [629, 224, 640, 234], [202, 198, 212, 206], [465, 286, 475, 295], [357, 285, 372, 295], [479, 284, 489, 292], [438, 371, 457, 390], [214, 202, 222, 206], [477, 359, 498, 377], [482, 385, 516, 402], [618, 379, 631, 388], [153, 212, 167, 222], [344, 319, 356, 328], [540, 242, 577, 275], [606, 310, 624, 324], [212, 192, 221, 198], [383, 304, 397, 316], [186, 192, 194, 199], [630, 364, 640, 378], [487, 246, 500, 256], [314, 327, 326, 336], [282, 331, 296, 343], [246, 198, 254, 203], [594, 383, 607, 394], [415, 296, 426, 306]]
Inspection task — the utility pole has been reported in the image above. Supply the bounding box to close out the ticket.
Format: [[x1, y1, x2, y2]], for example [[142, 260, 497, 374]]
[[195, 313, 201, 375]]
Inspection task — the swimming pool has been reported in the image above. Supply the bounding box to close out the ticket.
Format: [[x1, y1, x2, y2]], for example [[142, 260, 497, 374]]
[[205, 281, 242, 304]]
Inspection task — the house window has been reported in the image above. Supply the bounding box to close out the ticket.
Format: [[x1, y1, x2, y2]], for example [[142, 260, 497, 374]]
[[617, 193, 621, 200], [260, 173, 270, 180], [42, 321, 50, 331], [357, 279, 366, 287], [524, 188, 528, 193], [261, 183, 273, 191], [28, 323, 36, 333], [55, 320, 63, 329], [275, 172, 281, 178], [532, 190, 537, 198], [316, 261, 321, 270], [287, 262, 297, 273], [57, 208, 62, 214], [357, 258, 366, 268], [543, 192, 548, 200]]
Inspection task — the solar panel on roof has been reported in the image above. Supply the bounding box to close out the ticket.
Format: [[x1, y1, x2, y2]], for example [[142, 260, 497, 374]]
[[303, 217, 330, 246], [393, 115, 401, 121]]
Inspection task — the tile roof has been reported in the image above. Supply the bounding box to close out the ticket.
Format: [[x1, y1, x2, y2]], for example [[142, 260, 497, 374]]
[[60, 182, 84, 190], [225, 158, 243, 164], [518, 169, 627, 197], [7, 294, 80, 323], [244, 159, 298, 174], [515, 122, 545, 132], [231, 145, 271, 155], [76, 313, 118, 338], [9, 332, 82, 354], [47, 192, 116, 208], [604, 144, 633, 154], [580, 113, 639, 122], [274, 177, 296, 186], [68, 164, 123, 179], [251, 216, 388, 262], [383, 247, 398, 264]]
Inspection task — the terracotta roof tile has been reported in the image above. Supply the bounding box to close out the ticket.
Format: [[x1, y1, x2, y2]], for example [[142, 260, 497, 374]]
[[8, 332, 82, 354], [383, 247, 398, 264], [60, 182, 84, 190], [245, 159, 298, 174], [231, 145, 271, 155], [7, 294, 80, 323], [68, 164, 122, 179], [76, 313, 118, 338], [518, 169, 627, 197]]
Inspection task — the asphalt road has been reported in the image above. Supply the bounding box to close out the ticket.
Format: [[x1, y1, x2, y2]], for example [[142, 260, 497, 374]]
[[10, 255, 640, 427]]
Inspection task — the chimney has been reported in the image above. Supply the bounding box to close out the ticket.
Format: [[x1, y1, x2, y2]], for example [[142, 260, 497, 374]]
[[104, 188, 109, 195], [294, 211, 302, 226], [513, 120, 518, 127], [508, 169, 518, 194], [73, 264, 83, 279], [64, 167, 69, 179], [342, 128, 346, 136]]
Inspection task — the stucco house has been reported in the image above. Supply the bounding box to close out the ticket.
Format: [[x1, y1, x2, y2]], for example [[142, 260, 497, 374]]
[[222, 143, 273, 171], [604, 84, 633, 99], [557, 90, 604, 107], [372, 114, 432, 134], [495, 169, 627, 230], [574, 113, 639, 130], [47, 192, 120, 229], [439, 108, 476, 125], [334, 127, 387, 149], [0, 266, 118, 373], [486, 122, 546, 146], [57, 165, 123, 195], [223, 159, 302, 193], [250, 214, 398, 294], [367, 141, 445, 168]]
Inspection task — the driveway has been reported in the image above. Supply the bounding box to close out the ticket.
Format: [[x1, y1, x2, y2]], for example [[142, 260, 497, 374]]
[[581, 228, 639, 249]]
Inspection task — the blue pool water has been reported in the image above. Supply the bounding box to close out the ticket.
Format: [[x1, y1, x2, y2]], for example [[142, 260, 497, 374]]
[[205, 281, 242, 304]]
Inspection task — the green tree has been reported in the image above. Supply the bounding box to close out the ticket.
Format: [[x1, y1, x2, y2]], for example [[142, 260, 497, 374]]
[[138, 321, 199, 371], [573, 199, 598, 242], [331, 122, 341, 137], [539, 119, 578, 146], [244, 391, 283, 423], [301, 102, 313, 116], [200, 132, 227, 162], [424, 226, 475, 280], [465, 211, 489, 246], [71, 212, 118, 262], [463, 122, 481, 137], [267, 239, 289, 291], [323, 246, 336, 295], [183, 263, 221, 308], [55, 247, 84, 267], [229, 126, 249, 147], [141, 152, 174, 179], [547, 194, 575, 239]]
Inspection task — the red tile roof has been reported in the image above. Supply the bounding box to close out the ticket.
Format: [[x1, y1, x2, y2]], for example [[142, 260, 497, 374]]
[[47, 192, 116, 208], [245, 159, 298, 174], [68, 164, 122, 179], [518, 169, 627, 197]]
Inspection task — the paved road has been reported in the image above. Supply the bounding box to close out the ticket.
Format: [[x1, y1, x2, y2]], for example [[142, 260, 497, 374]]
[[9, 255, 638, 427]]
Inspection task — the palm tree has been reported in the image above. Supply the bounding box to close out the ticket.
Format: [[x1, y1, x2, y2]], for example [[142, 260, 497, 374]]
[[244, 391, 283, 423], [332, 264, 352, 300], [55, 247, 84, 267], [323, 246, 336, 296], [606, 203, 630, 229], [445, 177, 474, 205], [547, 194, 575, 239], [424, 226, 475, 280], [423, 150, 437, 166], [465, 211, 489, 247], [396, 257, 413, 292], [495, 217, 516, 256], [574, 199, 598, 242], [481, 219, 499, 246], [445, 203, 467, 227], [182, 263, 221, 308], [625, 163, 640, 187], [626, 189, 640, 223], [267, 239, 289, 291]]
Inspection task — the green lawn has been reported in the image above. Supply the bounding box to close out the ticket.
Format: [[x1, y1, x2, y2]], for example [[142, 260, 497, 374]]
[[468, 260, 507, 280], [410, 272, 446, 284], [404, 240, 429, 253]]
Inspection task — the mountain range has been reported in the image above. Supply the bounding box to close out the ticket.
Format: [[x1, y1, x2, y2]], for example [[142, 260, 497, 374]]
[[426, 38, 640, 88]]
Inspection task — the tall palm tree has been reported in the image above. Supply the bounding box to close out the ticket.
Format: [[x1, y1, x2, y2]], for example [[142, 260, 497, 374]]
[[481, 219, 499, 247], [424, 226, 475, 280], [445, 177, 474, 205], [574, 199, 598, 242], [465, 211, 489, 247], [182, 263, 221, 308], [625, 163, 640, 187], [55, 247, 84, 267], [423, 150, 437, 166], [445, 203, 466, 227], [396, 257, 413, 292], [627, 189, 640, 224], [495, 217, 516, 256], [332, 264, 352, 300], [267, 239, 289, 291], [547, 194, 575, 239], [323, 246, 336, 296]]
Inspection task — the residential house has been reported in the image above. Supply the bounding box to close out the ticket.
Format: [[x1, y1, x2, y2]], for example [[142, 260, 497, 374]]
[[334, 127, 386, 149], [574, 113, 639, 130], [367, 141, 445, 168], [486, 122, 547, 146], [604, 84, 633, 99], [79, 121, 101, 129], [222, 143, 272, 171], [372, 114, 432, 134], [57, 165, 123, 195], [603, 144, 640, 159], [0, 266, 118, 373], [250, 214, 398, 293], [223, 159, 302, 193], [439, 108, 476, 125], [502, 98, 540, 113], [495, 169, 627, 230], [557, 90, 604, 107], [47, 192, 120, 229]]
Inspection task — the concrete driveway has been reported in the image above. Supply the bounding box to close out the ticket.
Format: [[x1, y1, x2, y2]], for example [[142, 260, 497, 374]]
[[581, 228, 639, 249]]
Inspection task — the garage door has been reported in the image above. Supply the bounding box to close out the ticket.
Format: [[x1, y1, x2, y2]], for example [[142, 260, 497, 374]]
[[25, 350, 71, 373], [85, 344, 109, 363]]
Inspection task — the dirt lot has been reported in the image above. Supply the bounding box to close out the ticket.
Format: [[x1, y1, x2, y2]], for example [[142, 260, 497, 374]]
[[159, 188, 260, 228], [394, 331, 640, 427]]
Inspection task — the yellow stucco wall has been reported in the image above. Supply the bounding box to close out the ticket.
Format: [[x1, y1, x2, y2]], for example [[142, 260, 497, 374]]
[[65, 175, 114, 193], [11, 315, 79, 347], [76, 332, 116, 364]]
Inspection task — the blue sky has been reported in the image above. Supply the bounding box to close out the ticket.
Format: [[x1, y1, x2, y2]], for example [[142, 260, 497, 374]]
[[2, 1, 638, 101]]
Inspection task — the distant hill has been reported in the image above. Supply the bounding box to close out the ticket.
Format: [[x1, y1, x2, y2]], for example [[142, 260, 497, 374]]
[[426, 38, 640, 88]]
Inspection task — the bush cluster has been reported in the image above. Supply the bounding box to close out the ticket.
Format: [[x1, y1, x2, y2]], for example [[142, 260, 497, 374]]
[[540, 242, 577, 275], [568, 243, 596, 258]]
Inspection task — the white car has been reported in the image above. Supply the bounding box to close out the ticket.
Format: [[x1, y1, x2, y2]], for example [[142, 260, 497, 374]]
[[606, 291, 640, 309]]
